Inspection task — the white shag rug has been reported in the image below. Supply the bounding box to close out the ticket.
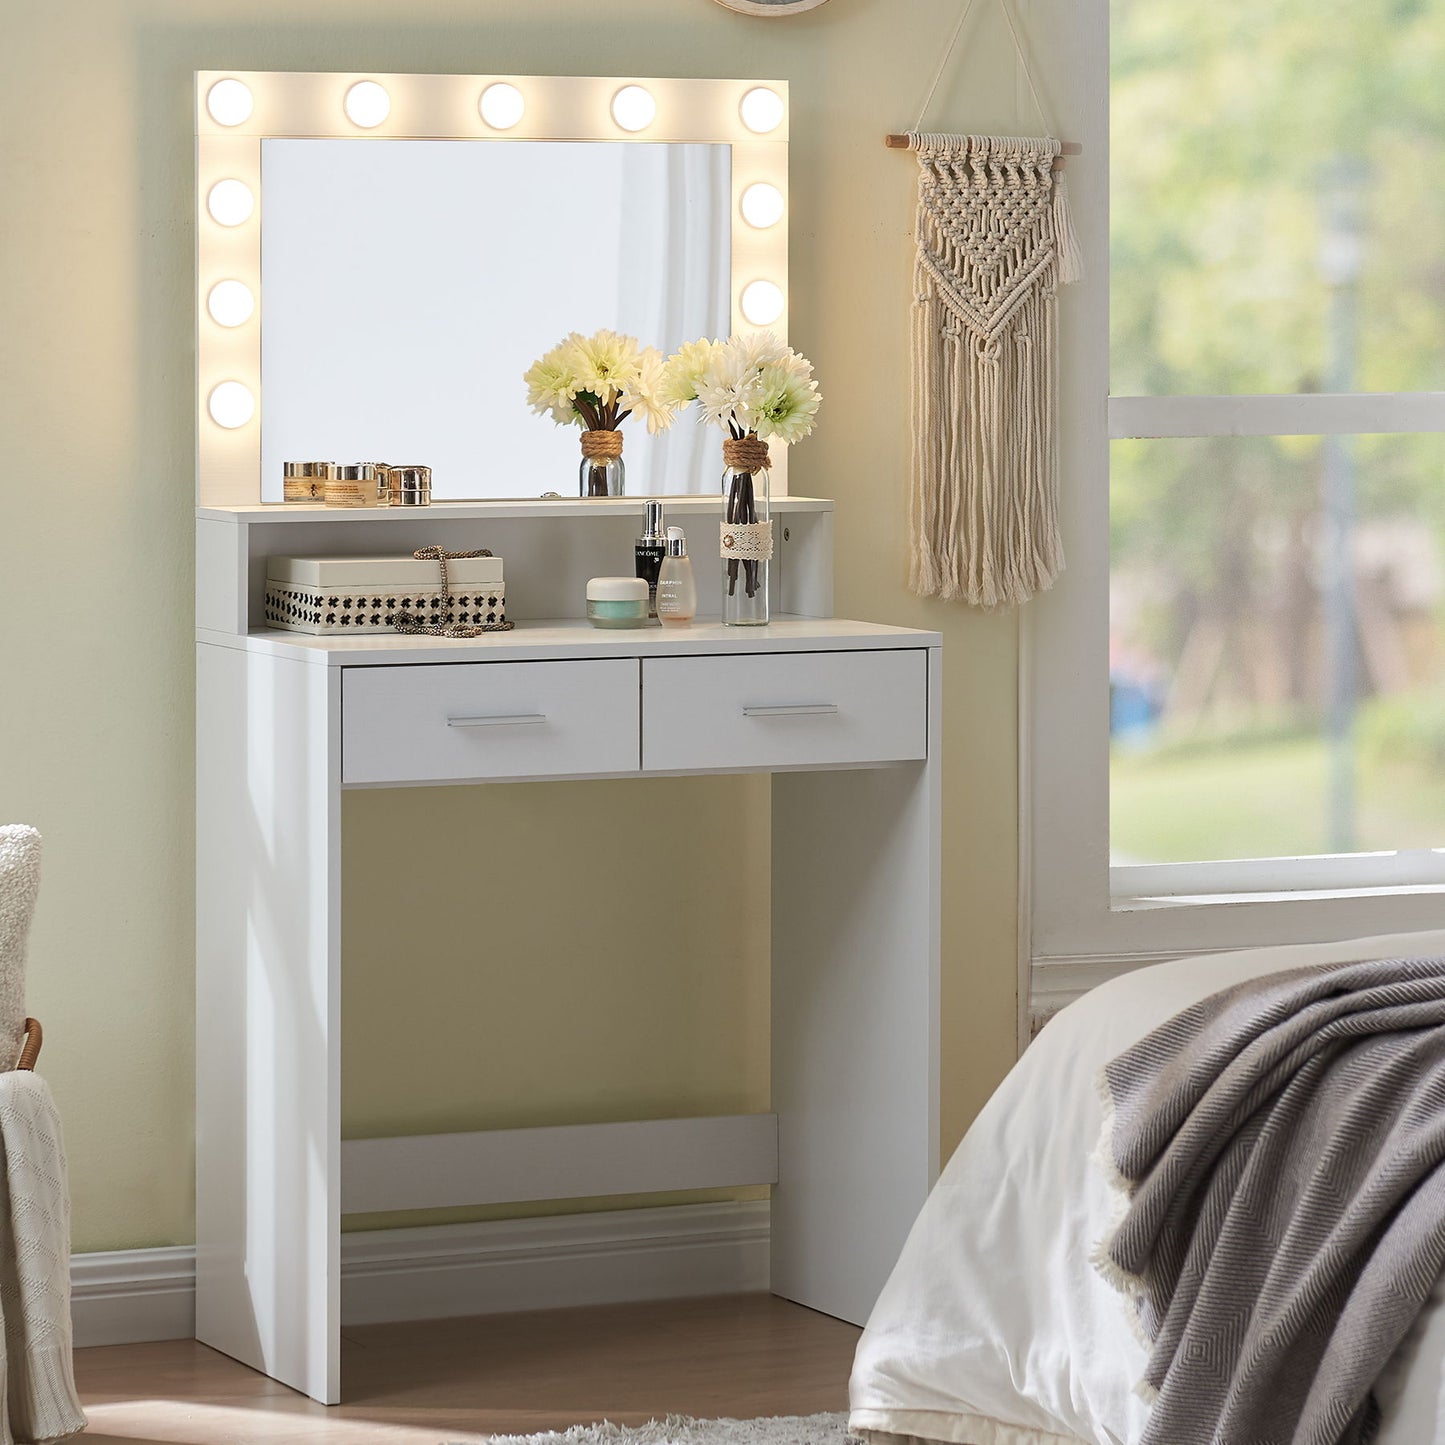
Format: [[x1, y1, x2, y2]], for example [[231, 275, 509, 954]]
[[477, 1414, 852, 1445]]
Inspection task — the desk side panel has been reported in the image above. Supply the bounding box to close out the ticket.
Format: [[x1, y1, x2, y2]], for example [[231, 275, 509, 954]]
[[777, 508, 834, 619], [196, 643, 341, 1403], [770, 644, 941, 1323], [196, 517, 248, 636]]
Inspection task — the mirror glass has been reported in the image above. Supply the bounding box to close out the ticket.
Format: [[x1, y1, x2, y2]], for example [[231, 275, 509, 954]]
[[259, 139, 732, 500]]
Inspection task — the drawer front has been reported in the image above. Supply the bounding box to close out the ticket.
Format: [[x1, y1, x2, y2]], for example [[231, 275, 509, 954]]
[[343, 660, 639, 785], [642, 650, 928, 773]]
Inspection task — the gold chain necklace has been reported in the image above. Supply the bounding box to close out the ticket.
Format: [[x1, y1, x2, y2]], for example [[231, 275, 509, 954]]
[[391, 545, 513, 638]]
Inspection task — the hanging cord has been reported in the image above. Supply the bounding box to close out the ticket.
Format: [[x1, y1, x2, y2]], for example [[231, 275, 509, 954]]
[[913, 0, 1054, 135], [909, 0, 1083, 284]]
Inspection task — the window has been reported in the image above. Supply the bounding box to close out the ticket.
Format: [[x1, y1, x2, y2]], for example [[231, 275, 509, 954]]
[[1110, 0, 1445, 886], [1027, 0, 1445, 1001]]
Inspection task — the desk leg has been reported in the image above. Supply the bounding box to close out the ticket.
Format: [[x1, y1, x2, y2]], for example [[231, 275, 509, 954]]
[[770, 649, 942, 1325], [196, 646, 342, 1404]]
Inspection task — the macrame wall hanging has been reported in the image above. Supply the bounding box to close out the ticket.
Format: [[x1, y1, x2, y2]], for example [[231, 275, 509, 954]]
[[894, 0, 1083, 607]]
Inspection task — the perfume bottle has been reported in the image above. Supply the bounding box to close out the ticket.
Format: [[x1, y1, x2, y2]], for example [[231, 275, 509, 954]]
[[635, 500, 666, 616], [656, 526, 697, 627]]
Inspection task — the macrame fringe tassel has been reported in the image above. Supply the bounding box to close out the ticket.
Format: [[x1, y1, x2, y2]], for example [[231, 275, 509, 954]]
[[1052, 170, 1085, 285], [909, 287, 1064, 606]]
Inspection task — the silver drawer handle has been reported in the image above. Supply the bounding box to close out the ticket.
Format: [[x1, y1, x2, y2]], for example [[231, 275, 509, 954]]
[[447, 713, 548, 728], [742, 704, 840, 719]]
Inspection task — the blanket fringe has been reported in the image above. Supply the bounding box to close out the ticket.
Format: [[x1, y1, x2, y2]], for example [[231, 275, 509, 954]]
[[1089, 1066, 1156, 1358], [1132, 1378, 1161, 1406]]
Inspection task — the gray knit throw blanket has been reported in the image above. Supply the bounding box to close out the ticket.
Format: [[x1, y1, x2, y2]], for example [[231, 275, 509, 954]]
[[1096, 955, 1445, 1445]]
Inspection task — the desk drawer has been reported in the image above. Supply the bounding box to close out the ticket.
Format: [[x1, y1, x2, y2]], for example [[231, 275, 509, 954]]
[[642, 650, 928, 773], [343, 660, 639, 785]]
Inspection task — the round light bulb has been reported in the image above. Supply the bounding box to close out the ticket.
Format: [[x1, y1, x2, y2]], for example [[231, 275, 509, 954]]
[[740, 280, 785, 327], [206, 78, 254, 127], [206, 280, 255, 328], [479, 82, 525, 130], [344, 80, 391, 129], [739, 182, 785, 229], [206, 179, 254, 227], [739, 87, 785, 135], [611, 85, 656, 133], [208, 381, 256, 429]]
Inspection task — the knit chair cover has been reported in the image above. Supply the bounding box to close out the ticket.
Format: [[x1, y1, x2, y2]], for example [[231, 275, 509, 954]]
[[0, 826, 85, 1441], [0, 832, 37, 1071]]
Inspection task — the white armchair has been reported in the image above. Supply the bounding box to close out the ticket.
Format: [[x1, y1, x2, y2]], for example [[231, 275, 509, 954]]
[[0, 826, 84, 1443]]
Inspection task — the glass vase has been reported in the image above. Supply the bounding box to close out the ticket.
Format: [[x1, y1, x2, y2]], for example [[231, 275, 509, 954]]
[[579, 452, 625, 498], [721, 463, 771, 625]]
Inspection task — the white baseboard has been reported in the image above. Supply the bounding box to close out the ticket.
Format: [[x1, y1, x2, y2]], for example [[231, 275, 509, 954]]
[[71, 1245, 197, 1349], [71, 1200, 771, 1349], [342, 1199, 770, 1326]]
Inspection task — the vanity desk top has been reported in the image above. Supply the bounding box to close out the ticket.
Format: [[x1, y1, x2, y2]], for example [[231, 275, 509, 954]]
[[197, 496, 837, 524], [201, 616, 939, 786], [200, 615, 939, 666]]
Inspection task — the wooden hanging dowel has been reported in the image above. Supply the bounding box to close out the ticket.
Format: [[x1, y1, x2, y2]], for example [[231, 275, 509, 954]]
[[885, 135, 1082, 169]]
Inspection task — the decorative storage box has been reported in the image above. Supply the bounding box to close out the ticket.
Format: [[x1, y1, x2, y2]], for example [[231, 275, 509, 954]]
[[263, 554, 506, 634]]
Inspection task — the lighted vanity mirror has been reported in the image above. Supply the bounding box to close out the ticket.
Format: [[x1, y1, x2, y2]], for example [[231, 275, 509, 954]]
[[195, 72, 790, 508], [261, 139, 728, 500]]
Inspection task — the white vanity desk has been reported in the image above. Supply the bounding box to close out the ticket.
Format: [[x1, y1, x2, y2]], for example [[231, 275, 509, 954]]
[[195, 496, 941, 1405]]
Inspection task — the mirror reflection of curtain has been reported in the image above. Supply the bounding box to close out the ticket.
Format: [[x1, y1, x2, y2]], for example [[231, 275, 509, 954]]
[[259, 139, 731, 501], [616, 143, 731, 496]]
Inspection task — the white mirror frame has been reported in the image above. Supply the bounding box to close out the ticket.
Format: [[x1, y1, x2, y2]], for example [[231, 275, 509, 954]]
[[195, 71, 790, 508]]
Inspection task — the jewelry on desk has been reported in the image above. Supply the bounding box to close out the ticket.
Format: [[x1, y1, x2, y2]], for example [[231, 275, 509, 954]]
[[391, 546, 515, 638]]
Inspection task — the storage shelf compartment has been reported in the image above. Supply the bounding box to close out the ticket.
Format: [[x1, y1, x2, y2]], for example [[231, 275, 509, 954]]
[[198, 500, 839, 635]]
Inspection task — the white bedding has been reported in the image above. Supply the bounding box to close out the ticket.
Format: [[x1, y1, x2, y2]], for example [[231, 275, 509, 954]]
[[848, 929, 1445, 1445]]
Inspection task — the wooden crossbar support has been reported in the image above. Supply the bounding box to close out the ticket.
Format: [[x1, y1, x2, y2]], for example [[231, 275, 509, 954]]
[[341, 1113, 780, 1215], [885, 135, 1082, 170]]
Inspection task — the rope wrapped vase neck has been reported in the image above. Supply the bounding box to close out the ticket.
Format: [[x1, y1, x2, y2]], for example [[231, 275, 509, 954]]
[[722, 434, 772, 474], [579, 428, 624, 461], [907, 130, 1082, 607], [391, 546, 513, 639]]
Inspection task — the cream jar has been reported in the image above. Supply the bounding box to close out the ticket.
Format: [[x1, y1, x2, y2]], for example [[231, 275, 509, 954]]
[[586, 577, 651, 629], [389, 465, 432, 507], [283, 461, 327, 503], [365, 463, 393, 506], [323, 463, 380, 508]]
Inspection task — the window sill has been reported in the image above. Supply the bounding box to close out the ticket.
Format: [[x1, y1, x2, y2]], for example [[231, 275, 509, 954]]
[[1114, 883, 1445, 911]]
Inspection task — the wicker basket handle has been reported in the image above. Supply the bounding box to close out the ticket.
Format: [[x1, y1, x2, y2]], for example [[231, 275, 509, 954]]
[[17, 1018, 41, 1072]]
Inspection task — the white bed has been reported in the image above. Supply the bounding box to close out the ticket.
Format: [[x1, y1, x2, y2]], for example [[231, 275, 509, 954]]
[[848, 929, 1445, 1445]]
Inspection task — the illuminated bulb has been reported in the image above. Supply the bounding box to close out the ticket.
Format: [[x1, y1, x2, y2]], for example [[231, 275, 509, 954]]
[[740, 182, 784, 229], [345, 80, 391, 128], [206, 179, 254, 227], [740, 280, 785, 327], [206, 280, 255, 328], [206, 78, 254, 127], [611, 85, 656, 133], [739, 87, 784, 135], [479, 82, 525, 130], [208, 381, 255, 429]]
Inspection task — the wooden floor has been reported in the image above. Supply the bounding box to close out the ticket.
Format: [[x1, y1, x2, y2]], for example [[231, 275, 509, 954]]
[[74, 1294, 862, 1445]]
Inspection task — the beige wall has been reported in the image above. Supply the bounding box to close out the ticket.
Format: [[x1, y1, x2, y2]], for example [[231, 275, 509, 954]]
[[2, 0, 1027, 1254]]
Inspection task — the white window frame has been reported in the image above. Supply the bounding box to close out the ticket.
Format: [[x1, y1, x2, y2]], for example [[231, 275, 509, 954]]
[[1023, 0, 1445, 1031]]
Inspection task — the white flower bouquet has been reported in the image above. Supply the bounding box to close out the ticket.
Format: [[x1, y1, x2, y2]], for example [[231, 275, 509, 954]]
[[662, 332, 822, 621], [524, 329, 677, 496]]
